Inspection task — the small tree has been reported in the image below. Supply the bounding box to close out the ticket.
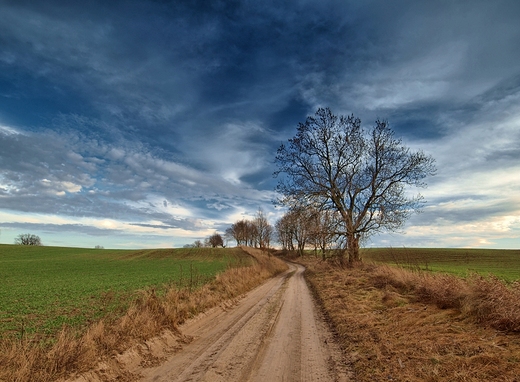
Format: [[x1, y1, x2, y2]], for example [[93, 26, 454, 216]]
[[275, 214, 295, 251], [275, 107, 436, 263], [253, 208, 273, 250], [14, 233, 42, 246], [280, 207, 312, 256], [309, 209, 339, 259], [208, 233, 224, 248], [226, 221, 245, 246], [226, 220, 251, 246]]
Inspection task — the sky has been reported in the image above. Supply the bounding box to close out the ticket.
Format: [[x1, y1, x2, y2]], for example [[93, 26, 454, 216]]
[[0, 0, 519, 249]]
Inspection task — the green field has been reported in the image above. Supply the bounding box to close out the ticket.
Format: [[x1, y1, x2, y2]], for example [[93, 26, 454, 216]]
[[0, 245, 252, 339], [362, 247, 520, 281]]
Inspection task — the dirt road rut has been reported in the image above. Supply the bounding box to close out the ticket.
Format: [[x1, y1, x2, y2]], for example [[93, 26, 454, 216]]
[[140, 262, 349, 382]]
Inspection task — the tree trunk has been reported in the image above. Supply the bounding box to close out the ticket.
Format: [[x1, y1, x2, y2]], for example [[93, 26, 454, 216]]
[[347, 233, 361, 263], [297, 242, 305, 257]]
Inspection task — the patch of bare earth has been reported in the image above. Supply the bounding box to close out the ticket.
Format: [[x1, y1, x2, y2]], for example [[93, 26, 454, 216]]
[[301, 257, 520, 381]]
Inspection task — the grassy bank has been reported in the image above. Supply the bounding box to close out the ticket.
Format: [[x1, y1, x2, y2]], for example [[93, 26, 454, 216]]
[[0, 246, 287, 382], [302, 257, 520, 381]]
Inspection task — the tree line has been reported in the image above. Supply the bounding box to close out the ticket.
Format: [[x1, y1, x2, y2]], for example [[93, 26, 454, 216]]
[[276, 206, 339, 259], [225, 209, 273, 249], [186, 209, 276, 250]]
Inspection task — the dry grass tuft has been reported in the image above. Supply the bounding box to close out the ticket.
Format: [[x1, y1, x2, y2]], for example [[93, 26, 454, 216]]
[[372, 265, 471, 310], [0, 247, 287, 382], [302, 257, 520, 381], [468, 276, 520, 332], [371, 264, 520, 331]]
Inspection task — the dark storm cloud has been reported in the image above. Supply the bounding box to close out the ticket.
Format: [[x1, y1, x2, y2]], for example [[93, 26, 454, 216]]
[[1, 0, 520, 248]]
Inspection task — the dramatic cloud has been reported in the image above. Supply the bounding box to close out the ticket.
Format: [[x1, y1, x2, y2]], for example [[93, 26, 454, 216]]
[[0, 0, 519, 248]]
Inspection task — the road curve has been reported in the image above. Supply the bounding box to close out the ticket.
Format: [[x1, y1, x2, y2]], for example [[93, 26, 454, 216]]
[[140, 262, 349, 382]]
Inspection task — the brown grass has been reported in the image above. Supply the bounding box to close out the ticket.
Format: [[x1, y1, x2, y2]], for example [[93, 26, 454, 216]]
[[0, 247, 287, 382], [301, 258, 520, 381]]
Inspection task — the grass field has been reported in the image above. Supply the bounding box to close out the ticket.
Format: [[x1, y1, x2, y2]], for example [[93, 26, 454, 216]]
[[0, 245, 252, 339], [361, 247, 520, 281]]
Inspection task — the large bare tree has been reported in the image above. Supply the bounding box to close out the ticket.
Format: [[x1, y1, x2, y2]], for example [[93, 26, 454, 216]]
[[274, 107, 436, 263]]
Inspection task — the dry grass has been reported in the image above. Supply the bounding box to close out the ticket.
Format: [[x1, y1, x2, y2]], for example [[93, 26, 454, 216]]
[[0, 247, 287, 382], [302, 258, 520, 381], [372, 264, 520, 331]]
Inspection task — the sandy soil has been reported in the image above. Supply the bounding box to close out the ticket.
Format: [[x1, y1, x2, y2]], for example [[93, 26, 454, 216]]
[[138, 262, 350, 382]]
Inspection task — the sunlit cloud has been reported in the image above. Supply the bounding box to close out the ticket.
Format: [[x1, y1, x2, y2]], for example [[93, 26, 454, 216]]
[[0, 124, 22, 135]]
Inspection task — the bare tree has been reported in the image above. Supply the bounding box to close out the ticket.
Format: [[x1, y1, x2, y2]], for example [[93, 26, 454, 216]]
[[226, 220, 245, 246], [226, 213, 273, 249], [292, 208, 313, 256], [245, 220, 258, 247], [275, 214, 295, 251], [14, 233, 42, 246], [274, 208, 310, 256], [226, 220, 252, 246], [308, 209, 341, 260], [275, 207, 339, 258], [253, 208, 273, 250], [208, 232, 224, 248], [275, 107, 436, 263], [224, 227, 235, 246]]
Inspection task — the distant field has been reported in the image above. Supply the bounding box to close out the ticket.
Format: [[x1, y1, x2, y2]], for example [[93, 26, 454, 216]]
[[0, 245, 252, 339], [362, 247, 520, 281]]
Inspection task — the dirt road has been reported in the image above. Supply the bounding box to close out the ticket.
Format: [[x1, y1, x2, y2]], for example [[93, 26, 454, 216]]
[[139, 262, 349, 382]]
